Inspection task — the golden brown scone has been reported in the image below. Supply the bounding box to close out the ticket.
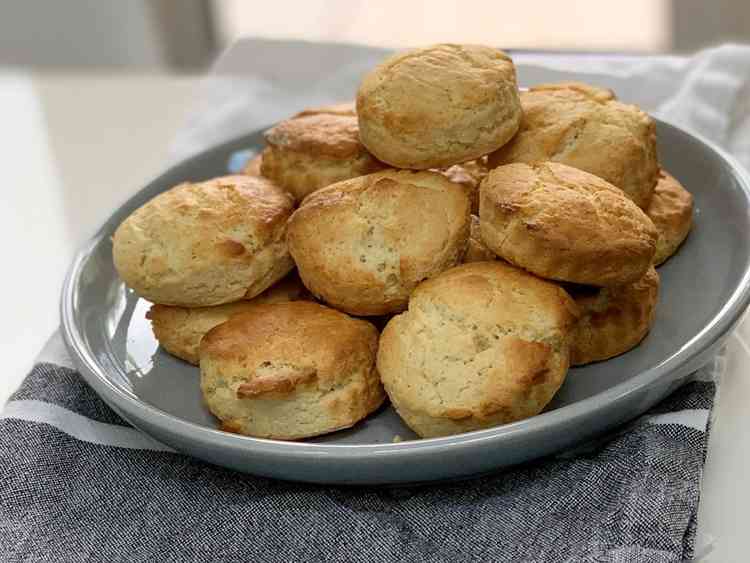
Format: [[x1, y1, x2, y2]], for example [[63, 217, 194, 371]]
[[647, 170, 694, 265], [261, 112, 387, 201], [241, 150, 265, 176], [113, 175, 295, 307], [569, 266, 659, 365], [146, 273, 308, 365], [440, 157, 488, 215], [463, 215, 497, 263], [487, 82, 659, 209], [357, 44, 522, 169], [480, 162, 657, 286], [377, 261, 579, 438], [287, 170, 471, 315], [200, 301, 385, 440], [242, 102, 355, 180]]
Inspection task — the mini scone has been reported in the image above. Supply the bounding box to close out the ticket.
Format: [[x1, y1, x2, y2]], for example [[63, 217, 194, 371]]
[[488, 82, 659, 209], [647, 170, 694, 265], [113, 175, 295, 307], [287, 170, 471, 315], [569, 266, 659, 365], [261, 112, 386, 201], [357, 44, 522, 169], [200, 301, 385, 440], [147, 273, 308, 365], [377, 261, 579, 438], [480, 162, 658, 286], [441, 157, 488, 215], [241, 150, 265, 176], [463, 215, 497, 263]]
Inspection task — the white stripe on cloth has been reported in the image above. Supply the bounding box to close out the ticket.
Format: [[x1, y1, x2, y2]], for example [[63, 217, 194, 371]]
[[642, 409, 710, 432], [3, 398, 709, 457], [1, 399, 175, 452]]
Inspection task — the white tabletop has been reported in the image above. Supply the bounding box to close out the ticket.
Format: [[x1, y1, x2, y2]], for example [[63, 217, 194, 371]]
[[0, 71, 746, 562]]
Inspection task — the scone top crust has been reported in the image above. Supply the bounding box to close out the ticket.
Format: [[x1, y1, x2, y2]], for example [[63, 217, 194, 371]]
[[480, 162, 657, 286], [287, 169, 471, 315], [113, 175, 295, 307], [200, 301, 379, 396], [264, 113, 367, 160], [261, 106, 387, 202], [293, 101, 356, 118], [647, 169, 694, 265], [487, 81, 659, 208], [377, 261, 579, 437], [529, 81, 616, 103], [411, 261, 579, 333], [357, 44, 522, 169]]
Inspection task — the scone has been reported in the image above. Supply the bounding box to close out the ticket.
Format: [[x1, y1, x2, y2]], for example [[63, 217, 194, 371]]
[[147, 273, 308, 365], [487, 82, 659, 209], [377, 261, 579, 438], [357, 44, 522, 169], [480, 162, 657, 286], [569, 266, 659, 365], [113, 175, 295, 307], [200, 301, 385, 440], [463, 215, 496, 263], [261, 112, 386, 201], [241, 150, 265, 176], [441, 157, 488, 215], [287, 170, 471, 315], [647, 170, 694, 265]]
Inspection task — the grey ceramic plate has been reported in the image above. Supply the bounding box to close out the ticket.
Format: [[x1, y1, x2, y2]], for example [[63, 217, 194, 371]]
[[61, 119, 750, 485]]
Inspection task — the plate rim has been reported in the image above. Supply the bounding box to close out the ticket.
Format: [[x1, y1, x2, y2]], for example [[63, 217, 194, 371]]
[[60, 118, 750, 459]]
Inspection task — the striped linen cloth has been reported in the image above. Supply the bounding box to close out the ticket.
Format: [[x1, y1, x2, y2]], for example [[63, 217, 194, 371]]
[[0, 332, 720, 562]]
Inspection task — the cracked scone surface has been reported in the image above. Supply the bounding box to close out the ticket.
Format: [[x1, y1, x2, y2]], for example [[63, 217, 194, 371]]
[[487, 82, 659, 209], [569, 266, 659, 365], [647, 170, 694, 266], [113, 175, 295, 307], [357, 44, 522, 169], [377, 261, 579, 438], [287, 170, 471, 315], [262, 111, 387, 201], [147, 273, 309, 365], [480, 162, 657, 286], [200, 301, 385, 440]]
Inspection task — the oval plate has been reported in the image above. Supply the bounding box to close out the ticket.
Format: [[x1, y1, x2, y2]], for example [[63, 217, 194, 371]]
[[61, 120, 750, 485]]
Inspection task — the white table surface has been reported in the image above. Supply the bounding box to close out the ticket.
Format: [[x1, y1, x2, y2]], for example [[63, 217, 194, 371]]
[[0, 71, 746, 562]]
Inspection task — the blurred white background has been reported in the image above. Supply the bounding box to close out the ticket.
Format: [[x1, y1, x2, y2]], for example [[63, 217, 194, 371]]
[[213, 0, 673, 53], [1, 0, 749, 71]]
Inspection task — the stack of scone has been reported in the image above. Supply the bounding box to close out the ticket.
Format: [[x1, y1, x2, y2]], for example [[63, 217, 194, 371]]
[[112, 44, 694, 441]]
